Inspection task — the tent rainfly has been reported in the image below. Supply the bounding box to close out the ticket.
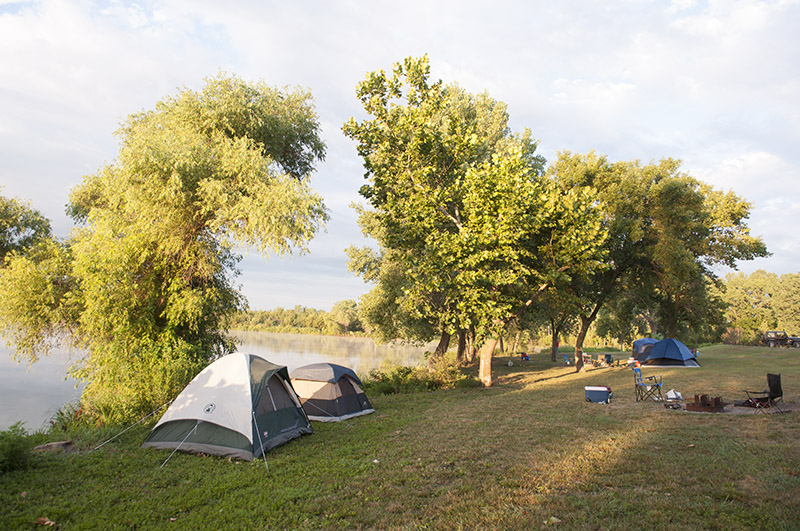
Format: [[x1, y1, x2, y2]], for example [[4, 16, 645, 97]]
[[632, 338, 658, 362], [643, 338, 700, 367], [290, 363, 374, 422], [142, 353, 312, 460]]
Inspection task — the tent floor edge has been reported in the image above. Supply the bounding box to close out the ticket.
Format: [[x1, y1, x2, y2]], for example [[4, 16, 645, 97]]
[[142, 441, 254, 461], [307, 409, 375, 422]]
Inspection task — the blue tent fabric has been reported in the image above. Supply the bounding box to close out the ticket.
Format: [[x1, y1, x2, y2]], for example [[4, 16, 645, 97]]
[[632, 338, 658, 362], [643, 338, 700, 367]]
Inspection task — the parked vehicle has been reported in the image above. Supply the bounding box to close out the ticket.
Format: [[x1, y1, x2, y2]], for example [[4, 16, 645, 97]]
[[761, 330, 800, 348]]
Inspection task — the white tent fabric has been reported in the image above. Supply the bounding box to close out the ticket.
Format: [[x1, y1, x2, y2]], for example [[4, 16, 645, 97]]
[[143, 353, 312, 460], [152, 352, 254, 445]]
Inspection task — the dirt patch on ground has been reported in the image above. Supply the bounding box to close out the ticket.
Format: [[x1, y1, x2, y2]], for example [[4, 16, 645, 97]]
[[670, 400, 798, 415]]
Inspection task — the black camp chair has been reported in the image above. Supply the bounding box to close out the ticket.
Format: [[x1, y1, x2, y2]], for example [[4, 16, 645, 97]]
[[633, 367, 663, 402], [743, 373, 784, 413]]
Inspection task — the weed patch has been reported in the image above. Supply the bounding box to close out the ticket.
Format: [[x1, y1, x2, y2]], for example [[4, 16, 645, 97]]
[[0, 423, 34, 474]]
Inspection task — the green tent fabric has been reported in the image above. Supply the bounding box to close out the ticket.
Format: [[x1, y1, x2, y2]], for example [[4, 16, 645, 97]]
[[142, 353, 312, 460]]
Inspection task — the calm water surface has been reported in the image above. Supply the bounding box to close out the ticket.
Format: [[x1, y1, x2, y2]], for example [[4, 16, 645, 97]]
[[1, 332, 431, 431], [230, 331, 431, 374], [0, 346, 83, 432]]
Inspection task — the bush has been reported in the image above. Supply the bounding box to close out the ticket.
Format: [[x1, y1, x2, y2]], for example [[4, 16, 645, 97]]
[[48, 402, 90, 433], [0, 423, 34, 473], [362, 363, 479, 395], [74, 338, 207, 424]]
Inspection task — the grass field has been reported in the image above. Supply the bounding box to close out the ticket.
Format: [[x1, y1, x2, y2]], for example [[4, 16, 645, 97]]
[[1, 345, 798, 530]]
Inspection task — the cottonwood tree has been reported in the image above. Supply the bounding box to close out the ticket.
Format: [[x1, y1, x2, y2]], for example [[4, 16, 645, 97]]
[[549, 152, 767, 370], [344, 57, 607, 384], [534, 288, 580, 362], [645, 174, 767, 338], [0, 74, 327, 420], [548, 152, 654, 370]]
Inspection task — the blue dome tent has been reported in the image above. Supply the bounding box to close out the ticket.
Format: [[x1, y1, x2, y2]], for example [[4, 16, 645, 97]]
[[643, 338, 700, 367], [632, 338, 658, 362]]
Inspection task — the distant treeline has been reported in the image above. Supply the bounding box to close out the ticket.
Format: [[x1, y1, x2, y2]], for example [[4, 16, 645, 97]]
[[229, 269, 800, 348], [722, 270, 800, 345], [227, 301, 364, 336]]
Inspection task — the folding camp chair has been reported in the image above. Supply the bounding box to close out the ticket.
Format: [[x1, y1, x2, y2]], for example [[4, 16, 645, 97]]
[[633, 367, 663, 402], [743, 373, 784, 413]]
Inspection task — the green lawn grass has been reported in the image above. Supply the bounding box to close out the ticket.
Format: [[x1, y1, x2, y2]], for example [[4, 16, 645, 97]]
[[2, 345, 798, 530]]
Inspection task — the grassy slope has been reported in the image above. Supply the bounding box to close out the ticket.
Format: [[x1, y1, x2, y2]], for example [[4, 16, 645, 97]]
[[1, 345, 799, 530]]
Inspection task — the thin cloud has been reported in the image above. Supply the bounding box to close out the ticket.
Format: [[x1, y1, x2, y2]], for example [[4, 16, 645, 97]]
[[1, 0, 798, 310]]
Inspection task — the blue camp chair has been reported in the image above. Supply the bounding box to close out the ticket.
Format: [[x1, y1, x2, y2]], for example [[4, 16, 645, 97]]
[[633, 367, 663, 402], [563, 354, 570, 366]]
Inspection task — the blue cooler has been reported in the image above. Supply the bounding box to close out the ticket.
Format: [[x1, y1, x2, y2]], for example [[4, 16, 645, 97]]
[[585, 386, 612, 403]]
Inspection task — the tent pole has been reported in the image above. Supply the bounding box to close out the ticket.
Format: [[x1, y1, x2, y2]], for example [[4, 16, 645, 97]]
[[252, 411, 269, 472], [303, 401, 354, 428], [90, 399, 173, 453], [160, 421, 199, 469]]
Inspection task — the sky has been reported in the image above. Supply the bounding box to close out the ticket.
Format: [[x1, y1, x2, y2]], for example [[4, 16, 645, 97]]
[[1, 0, 798, 312]]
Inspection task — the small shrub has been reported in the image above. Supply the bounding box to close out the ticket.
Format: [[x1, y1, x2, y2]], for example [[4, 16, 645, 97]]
[[0, 422, 34, 473], [362, 362, 479, 395], [49, 401, 91, 433], [74, 338, 207, 424]]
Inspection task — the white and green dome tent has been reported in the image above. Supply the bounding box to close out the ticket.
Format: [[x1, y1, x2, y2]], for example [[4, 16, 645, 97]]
[[142, 353, 312, 460]]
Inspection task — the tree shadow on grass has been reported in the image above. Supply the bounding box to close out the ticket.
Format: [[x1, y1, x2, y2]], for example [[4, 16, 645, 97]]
[[534, 370, 580, 384]]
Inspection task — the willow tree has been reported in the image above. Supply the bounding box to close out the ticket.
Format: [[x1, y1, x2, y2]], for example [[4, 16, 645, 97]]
[[0, 191, 52, 261], [344, 57, 607, 383], [0, 74, 327, 420]]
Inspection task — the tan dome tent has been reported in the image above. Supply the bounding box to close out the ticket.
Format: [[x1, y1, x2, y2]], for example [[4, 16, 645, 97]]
[[142, 353, 312, 460], [290, 363, 374, 422]]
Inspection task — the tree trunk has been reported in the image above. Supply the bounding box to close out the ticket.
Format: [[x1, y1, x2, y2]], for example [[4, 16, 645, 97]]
[[428, 330, 451, 370], [479, 337, 498, 387], [663, 294, 680, 338], [574, 301, 604, 372], [466, 325, 477, 363], [498, 335, 505, 353], [573, 315, 593, 372], [550, 318, 560, 362], [456, 329, 467, 364], [511, 330, 521, 355], [644, 309, 659, 336]]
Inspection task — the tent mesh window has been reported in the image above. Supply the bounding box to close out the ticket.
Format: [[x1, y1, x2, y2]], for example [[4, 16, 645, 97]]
[[336, 377, 364, 415], [249, 357, 311, 454]]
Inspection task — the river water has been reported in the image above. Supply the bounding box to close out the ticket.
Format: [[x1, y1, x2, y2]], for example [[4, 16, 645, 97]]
[[0, 346, 84, 432], [0, 332, 431, 432]]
